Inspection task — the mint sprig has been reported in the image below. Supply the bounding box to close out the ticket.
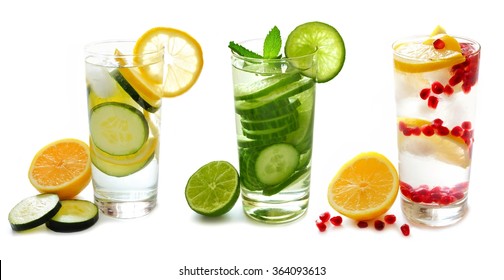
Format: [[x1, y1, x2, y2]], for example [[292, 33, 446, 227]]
[[229, 25, 282, 59], [263, 26, 281, 59]]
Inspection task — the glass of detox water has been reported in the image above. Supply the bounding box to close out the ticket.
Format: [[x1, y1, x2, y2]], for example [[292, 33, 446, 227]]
[[85, 41, 163, 218], [393, 28, 480, 226], [231, 39, 317, 224]]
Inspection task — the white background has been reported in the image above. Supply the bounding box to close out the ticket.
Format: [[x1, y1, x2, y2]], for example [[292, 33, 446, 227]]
[[1, 0, 502, 279]]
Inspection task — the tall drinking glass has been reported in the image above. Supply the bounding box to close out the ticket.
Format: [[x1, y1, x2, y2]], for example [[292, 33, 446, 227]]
[[393, 34, 480, 226], [231, 39, 317, 223], [85, 41, 163, 218]]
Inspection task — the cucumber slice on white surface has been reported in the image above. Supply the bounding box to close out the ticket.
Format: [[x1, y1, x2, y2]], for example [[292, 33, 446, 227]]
[[46, 200, 99, 232], [8, 194, 61, 231]]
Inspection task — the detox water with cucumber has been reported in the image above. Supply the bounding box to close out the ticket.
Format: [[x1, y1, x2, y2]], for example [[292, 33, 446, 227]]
[[231, 39, 316, 223], [85, 41, 163, 219]]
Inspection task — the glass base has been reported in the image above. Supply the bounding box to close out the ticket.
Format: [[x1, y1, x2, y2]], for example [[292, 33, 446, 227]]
[[242, 192, 309, 224], [95, 198, 156, 219], [401, 196, 467, 227]]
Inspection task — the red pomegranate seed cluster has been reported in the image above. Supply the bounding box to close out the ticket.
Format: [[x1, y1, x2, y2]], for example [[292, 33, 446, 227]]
[[398, 119, 474, 147], [419, 42, 479, 109], [316, 212, 343, 232], [316, 212, 410, 236], [400, 181, 468, 205]]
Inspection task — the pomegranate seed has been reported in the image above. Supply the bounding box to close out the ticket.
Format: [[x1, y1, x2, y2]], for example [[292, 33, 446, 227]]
[[461, 121, 472, 130], [398, 121, 407, 132], [402, 128, 412, 136], [400, 224, 410, 236], [462, 82, 472, 93], [329, 216, 343, 226], [421, 125, 435, 136], [433, 38, 445, 49], [428, 96, 439, 109], [384, 215, 396, 224], [316, 221, 327, 232], [443, 85, 454, 95], [432, 118, 443, 127], [420, 88, 431, 100], [449, 69, 464, 86], [319, 212, 331, 223], [434, 126, 450, 136], [451, 126, 464, 137], [411, 127, 421, 136], [374, 220, 385, 231], [431, 81, 444, 94], [357, 221, 368, 228]]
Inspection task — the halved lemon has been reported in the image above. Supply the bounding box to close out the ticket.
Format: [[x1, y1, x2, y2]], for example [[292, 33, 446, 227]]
[[327, 152, 399, 221], [397, 118, 470, 168], [134, 27, 204, 97]]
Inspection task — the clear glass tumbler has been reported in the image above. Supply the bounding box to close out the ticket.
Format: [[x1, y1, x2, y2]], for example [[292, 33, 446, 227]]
[[85, 41, 163, 218], [231, 39, 317, 223], [393, 35, 480, 226]]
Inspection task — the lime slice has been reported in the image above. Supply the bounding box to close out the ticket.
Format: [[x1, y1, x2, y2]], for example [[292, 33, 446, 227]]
[[285, 21, 346, 83], [185, 161, 240, 217]]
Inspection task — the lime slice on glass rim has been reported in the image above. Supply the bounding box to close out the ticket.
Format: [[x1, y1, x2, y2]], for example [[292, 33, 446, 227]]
[[185, 161, 240, 217], [285, 21, 346, 83]]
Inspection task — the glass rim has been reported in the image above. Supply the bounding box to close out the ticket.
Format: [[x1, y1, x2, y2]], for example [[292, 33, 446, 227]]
[[392, 35, 481, 58], [231, 38, 318, 62], [84, 40, 164, 58]]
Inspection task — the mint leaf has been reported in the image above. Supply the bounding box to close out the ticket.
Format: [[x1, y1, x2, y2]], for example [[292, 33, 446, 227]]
[[228, 41, 262, 58], [263, 26, 281, 59]]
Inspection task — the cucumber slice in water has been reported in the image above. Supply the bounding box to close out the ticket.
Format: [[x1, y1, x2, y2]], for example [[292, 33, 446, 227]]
[[8, 194, 61, 231], [254, 143, 299, 186], [234, 73, 302, 101], [46, 199, 99, 232], [90, 102, 149, 156]]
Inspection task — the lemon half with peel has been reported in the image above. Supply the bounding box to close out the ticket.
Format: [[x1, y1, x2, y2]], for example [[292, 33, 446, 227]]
[[134, 27, 204, 97], [327, 152, 399, 221], [394, 26, 465, 73], [397, 118, 471, 168]]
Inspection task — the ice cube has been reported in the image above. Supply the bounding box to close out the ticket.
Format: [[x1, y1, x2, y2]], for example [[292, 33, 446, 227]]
[[85, 63, 119, 98]]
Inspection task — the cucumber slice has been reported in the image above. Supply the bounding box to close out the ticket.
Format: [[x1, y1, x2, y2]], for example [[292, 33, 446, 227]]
[[242, 122, 299, 140], [8, 194, 61, 231], [111, 69, 160, 113], [46, 200, 99, 232], [90, 102, 149, 156], [234, 73, 302, 101], [262, 166, 310, 196], [237, 138, 284, 149], [241, 111, 299, 131], [254, 143, 299, 186], [238, 99, 301, 120]]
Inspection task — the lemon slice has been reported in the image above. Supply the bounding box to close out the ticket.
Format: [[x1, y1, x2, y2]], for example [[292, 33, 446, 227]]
[[134, 27, 204, 97], [327, 152, 399, 221], [394, 26, 465, 73], [397, 118, 470, 168]]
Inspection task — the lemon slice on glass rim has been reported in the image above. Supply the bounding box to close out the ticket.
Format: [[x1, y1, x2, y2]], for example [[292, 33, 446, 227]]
[[134, 27, 204, 98], [393, 27, 465, 73]]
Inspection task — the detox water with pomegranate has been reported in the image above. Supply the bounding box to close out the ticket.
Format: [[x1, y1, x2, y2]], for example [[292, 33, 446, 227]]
[[393, 33, 480, 226]]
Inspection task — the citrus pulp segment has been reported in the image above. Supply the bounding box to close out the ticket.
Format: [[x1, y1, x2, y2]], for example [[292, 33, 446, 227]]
[[327, 152, 399, 221], [185, 161, 240, 217], [397, 118, 470, 168], [285, 21, 345, 83], [134, 27, 204, 97], [28, 139, 91, 199]]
